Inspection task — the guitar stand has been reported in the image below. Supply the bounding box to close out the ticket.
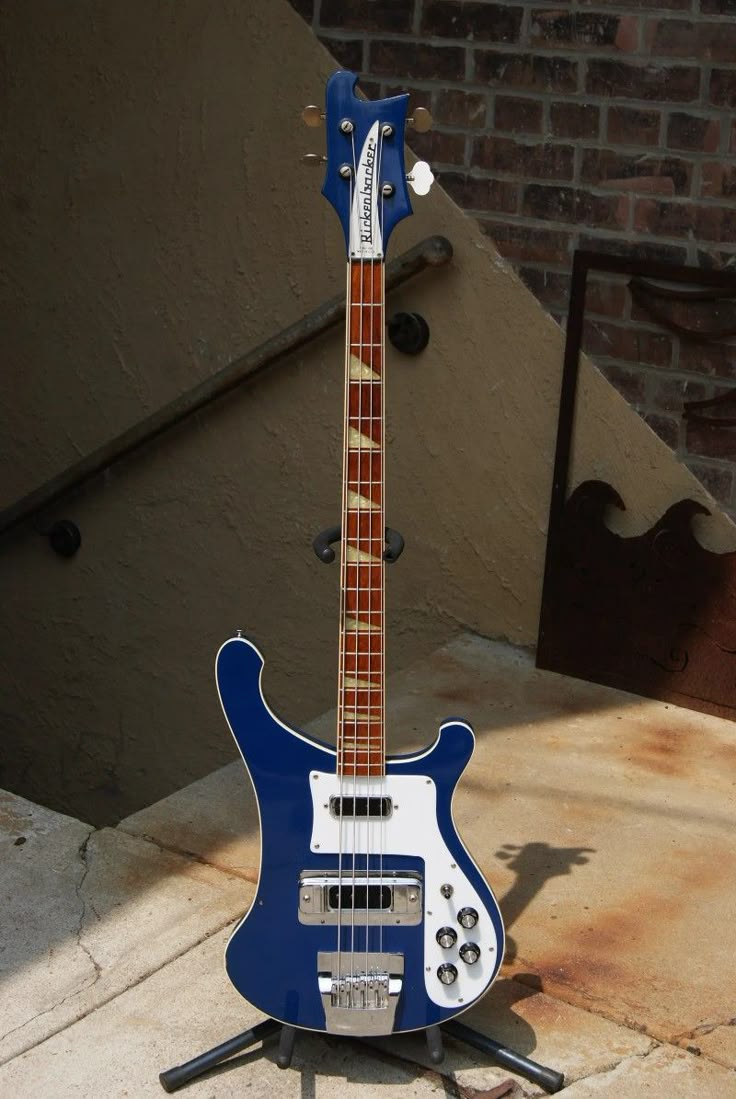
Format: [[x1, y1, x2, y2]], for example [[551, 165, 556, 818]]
[[159, 1016, 564, 1093]]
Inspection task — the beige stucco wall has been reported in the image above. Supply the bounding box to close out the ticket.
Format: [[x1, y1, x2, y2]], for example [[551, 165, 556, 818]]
[[1, 1, 732, 824]]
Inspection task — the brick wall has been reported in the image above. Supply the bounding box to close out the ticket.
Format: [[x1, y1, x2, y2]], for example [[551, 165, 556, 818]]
[[291, 0, 736, 517]]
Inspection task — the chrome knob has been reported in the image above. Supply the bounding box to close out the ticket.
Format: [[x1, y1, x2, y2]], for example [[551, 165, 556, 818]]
[[436, 927, 457, 949], [301, 154, 327, 165], [458, 906, 478, 929], [459, 942, 480, 964], [440, 883, 453, 899], [437, 963, 458, 985]]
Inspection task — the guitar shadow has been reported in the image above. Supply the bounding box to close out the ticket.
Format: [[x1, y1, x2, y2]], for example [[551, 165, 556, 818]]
[[495, 840, 596, 965]]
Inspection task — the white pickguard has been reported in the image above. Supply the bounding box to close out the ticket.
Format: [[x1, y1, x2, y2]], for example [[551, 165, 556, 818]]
[[309, 771, 500, 1008]]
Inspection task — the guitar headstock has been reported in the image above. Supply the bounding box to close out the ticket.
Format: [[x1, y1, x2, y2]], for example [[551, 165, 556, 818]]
[[304, 71, 433, 260]]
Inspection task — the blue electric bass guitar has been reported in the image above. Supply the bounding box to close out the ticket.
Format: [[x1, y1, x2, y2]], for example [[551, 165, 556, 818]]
[[216, 71, 505, 1036]]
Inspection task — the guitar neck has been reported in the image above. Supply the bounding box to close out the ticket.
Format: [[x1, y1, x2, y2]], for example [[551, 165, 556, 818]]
[[337, 258, 386, 778]]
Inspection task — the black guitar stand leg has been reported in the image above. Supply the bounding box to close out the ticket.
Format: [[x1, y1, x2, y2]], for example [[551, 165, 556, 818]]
[[159, 1017, 564, 1094], [441, 1020, 565, 1093], [276, 1023, 297, 1068], [425, 1024, 445, 1064], [158, 1018, 282, 1092]]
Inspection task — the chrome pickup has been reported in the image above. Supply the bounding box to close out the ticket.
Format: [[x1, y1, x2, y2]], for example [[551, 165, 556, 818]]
[[299, 870, 422, 926], [329, 795, 392, 819], [318, 950, 403, 1035]]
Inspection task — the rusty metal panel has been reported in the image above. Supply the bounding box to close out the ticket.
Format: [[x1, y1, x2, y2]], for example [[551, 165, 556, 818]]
[[537, 479, 736, 720], [538, 251, 736, 720]]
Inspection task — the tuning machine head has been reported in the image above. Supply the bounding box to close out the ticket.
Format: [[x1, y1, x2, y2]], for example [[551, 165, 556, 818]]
[[406, 160, 434, 196], [302, 104, 325, 127], [408, 107, 432, 133], [301, 153, 327, 166]]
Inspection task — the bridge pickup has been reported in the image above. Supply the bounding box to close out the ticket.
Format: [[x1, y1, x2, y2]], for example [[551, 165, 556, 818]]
[[329, 795, 392, 819], [299, 870, 422, 925]]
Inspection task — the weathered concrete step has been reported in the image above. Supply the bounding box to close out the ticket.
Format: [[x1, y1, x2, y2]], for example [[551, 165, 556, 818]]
[[0, 789, 253, 1066]]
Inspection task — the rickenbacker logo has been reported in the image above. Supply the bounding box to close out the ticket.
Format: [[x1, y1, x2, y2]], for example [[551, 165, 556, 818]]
[[350, 122, 383, 258]]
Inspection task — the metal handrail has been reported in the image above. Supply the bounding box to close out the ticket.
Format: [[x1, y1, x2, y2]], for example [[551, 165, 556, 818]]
[[0, 235, 453, 540]]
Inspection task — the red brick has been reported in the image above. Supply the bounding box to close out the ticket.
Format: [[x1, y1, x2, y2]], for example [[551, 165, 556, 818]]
[[595, 361, 647, 404], [435, 89, 487, 128], [519, 266, 571, 309], [709, 69, 736, 107], [478, 220, 572, 264], [318, 36, 363, 70], [701, 162, 736, 199], [607, 106, 661, 147], [439, 172, 518, 213], [579, 233, 688, 265], [586, 59, 699, 102], [679, 341, 736, 378], [577, 0, 690, 8], [475, 51, 578, 92], [550, 102, 600, 139], [644, 412, 680, 448], [666, 112, 720, 153], [522, 183, 623, 229], [697, 245, 736, 271], [684, 459, 734, 506], [473, 136, 574, 180], [529, 11, 636, 50], [647, 18, 736, 63], [701, 0, 736, 12], [635, 199, 736, 242], [384, 84, 432, 109], [421, 2, 523, 41], [585, 277, 628, 319], [633, 198, 695, 236], [319, 0, 413, 33], [407, 129, 466, 166], [650, 375, 708, 414], [632, 292, 736, 338], [494, 95, 543, 134], [369, 40, 465, 81], [687, 423, 736, 466], [581, 149, 691, 195], [583, 319, 673, 367]]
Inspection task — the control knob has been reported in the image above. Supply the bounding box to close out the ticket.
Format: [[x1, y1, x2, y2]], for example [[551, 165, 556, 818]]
[[436, 927, 457, 949], [437, 963, 458, 985], [457, 906, 479, 929], [459, 942, 480, 964]]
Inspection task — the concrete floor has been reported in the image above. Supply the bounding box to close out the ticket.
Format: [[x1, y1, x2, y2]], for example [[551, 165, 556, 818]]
[[2, 633, 735, 1096]]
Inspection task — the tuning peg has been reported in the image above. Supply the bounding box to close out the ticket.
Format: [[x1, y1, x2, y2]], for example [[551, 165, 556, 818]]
[[301, 154, 327, 165], [302, 105, 325, 127], [408, 107, 432, 133], [406, 160, 434, 196]]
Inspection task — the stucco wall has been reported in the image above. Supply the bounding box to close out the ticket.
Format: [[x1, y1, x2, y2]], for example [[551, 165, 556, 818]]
[[1, 1, 732, 825]]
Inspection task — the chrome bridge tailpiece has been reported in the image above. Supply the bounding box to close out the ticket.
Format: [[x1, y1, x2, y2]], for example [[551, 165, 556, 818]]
[[318, 951, 403, 1035]]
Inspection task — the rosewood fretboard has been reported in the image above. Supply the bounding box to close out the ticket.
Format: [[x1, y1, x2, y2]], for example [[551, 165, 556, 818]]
[[337, 259, 385, 778]]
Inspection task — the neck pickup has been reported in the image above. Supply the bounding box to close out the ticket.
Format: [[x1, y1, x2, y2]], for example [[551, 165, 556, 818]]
[[329, 795, 392, 819]]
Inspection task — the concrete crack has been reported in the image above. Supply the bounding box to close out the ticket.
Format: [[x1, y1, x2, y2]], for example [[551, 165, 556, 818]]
[[73, 829, 102, 986]]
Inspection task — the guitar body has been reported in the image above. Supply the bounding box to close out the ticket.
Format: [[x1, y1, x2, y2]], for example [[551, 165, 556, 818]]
[[217, 635, 504, 1033]]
